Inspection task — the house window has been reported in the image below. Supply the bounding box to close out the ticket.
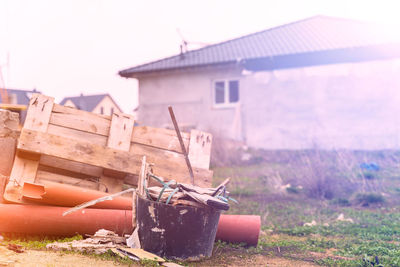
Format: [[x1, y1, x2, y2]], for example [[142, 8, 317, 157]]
[[213, 80, 239, 107], [100, 107, 104, 114], [110, 107, 114, 115]]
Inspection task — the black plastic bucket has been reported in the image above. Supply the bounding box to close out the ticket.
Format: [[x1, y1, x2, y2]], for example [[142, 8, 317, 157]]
[[137, 196, 221, 261]]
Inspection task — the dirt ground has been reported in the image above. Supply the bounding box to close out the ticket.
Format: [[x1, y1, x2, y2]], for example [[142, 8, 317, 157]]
[[0, 247, 320, 267]]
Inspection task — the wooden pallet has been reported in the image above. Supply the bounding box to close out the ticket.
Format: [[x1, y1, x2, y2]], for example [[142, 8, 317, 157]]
[[3, 94, 213, 203]]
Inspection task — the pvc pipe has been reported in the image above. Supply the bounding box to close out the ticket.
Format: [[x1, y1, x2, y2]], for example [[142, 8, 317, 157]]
[[0, 203, 260, 246], [5, 181, 132, 210], [216, 215, 261, 246], [0, 204, 133, 236]]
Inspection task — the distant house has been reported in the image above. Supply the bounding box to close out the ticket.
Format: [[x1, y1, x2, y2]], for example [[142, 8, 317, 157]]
[[60, 94, 122, 116], [119, 16, 400, 149], [0, 88, 40, 123]]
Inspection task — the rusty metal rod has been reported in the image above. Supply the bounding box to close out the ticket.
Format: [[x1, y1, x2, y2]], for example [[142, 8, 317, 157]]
[[168, 106, 195, 185]]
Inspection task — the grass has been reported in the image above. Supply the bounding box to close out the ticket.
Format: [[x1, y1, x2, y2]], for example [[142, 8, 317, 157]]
[[1, 234, 83, 249], [210, 150, 400, 266]]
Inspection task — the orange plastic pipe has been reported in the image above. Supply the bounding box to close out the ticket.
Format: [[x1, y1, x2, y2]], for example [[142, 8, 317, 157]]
[[15, 181, 132, 210], [0, 204, 133, 236], [216, 215, 261, 246]]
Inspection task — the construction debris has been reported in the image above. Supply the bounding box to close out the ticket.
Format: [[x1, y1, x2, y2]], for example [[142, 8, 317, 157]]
[[0, 93, 214, 235], [161, 262, 185, 267], [111, 247, 165, 262], [46, 229, 123, 254], [0, 93, 259, 263], [145, 175, 232, 210], [6, 244, 24, 254]]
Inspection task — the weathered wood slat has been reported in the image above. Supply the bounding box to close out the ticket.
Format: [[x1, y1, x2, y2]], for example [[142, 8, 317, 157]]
[[36, 170, 99, 190], [107, 112, 135, 151], [9, 157, 39, 184], [188, 129, 212, 169], [40, 155, 103, 178], [24, 94, 55, 132], [99, 112, 135, 193], [47, 124, 107, 146], [131, 126, 189, 153], [50, 104, 111, 135], [9, 94, 54, 184], [18, 129, 143, 175]]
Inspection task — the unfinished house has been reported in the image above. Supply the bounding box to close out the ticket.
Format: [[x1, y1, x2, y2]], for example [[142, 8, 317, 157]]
[[119, 16, 400, 149]]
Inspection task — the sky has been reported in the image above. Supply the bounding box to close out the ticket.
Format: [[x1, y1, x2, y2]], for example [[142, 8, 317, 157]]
[[0, 0, 400, 113]]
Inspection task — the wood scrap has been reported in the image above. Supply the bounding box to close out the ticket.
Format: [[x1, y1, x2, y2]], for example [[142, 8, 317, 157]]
[[118, 248, 165, 262], [111, 248, 139, 261], [46, 229, 124, 254], [180, 188, 229, 210], [85, 229, 126, 244], [137, 156, 147, 197], [6, 244, 23, 253], [168, 106, 195, 185], [63, 187, 135, 216], [162, 262, 185, 267]]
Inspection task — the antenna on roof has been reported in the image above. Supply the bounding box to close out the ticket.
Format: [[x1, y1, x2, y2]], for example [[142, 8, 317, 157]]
[[176, 28, 211, 59], [177, 28, 188, 59]]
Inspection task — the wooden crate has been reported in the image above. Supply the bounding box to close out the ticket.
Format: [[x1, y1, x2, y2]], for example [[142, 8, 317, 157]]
[[3, 94, 213, 202]]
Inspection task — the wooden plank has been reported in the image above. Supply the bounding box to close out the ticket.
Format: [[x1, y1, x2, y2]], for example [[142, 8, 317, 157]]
[[0, 174, 7, 203], [99, 112, 135, 193], [18, 129, 143, 175], [188, 129, 212, 169], [50, 104, 111, 135], [131, 126, 190, 153], [9, 94, 54, 184], [168, 106, 194, 185], [107, 112, 135, 151], [38, 164, 98, 181], [47, 124, 107, 146], [118, 248, 165, 262], [137, 156, 147, 196], [36, 170, 99, 190], [9, 156, 39, 184], [24, 94, 54, 131], [40, 155, 103, 178]]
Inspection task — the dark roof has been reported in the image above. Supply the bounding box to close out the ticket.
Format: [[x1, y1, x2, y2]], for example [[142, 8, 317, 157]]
[[119, 15, 400, 77], [0, 89, 40, 105], [60, 94, 122, 112]]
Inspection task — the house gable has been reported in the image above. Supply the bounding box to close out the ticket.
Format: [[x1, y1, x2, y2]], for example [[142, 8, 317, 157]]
[[63, 99, 76, 108], [92, 95, 123, 116]]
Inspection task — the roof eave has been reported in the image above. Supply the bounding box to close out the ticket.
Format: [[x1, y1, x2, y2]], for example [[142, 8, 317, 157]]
[[118, 61, 239, 79]]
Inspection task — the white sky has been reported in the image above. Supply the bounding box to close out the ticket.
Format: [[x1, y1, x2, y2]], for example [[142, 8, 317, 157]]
[[0, 0, 399, 113]]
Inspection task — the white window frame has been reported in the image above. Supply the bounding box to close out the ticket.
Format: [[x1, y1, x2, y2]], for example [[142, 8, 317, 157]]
[[212, 79, 240, 108]]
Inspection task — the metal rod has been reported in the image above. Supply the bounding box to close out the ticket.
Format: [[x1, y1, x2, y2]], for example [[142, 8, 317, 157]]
[[168, 106, 195, 185]]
